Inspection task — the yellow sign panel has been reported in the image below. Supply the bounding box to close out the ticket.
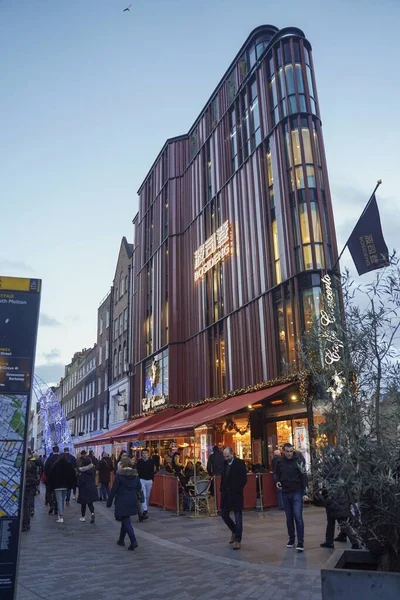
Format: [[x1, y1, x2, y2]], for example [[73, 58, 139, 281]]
[[0, 277, 41, 293]]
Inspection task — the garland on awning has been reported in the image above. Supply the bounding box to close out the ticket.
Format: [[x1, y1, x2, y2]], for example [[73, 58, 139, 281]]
[[213, 417, 250, 436], [128, 371, 311, 422]]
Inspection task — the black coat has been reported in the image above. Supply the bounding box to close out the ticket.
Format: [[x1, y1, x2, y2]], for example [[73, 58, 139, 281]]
[[207, 450, 224, 476], [220, 457, 248, 511], [275, 452, 308, 494], [47, 457, 77, 491], [98, 457, 113, 484], [25, 458, 40, 490], [77, 464, 98, 504], [44, 453, 60, 477], [107, 467, 142, 518]]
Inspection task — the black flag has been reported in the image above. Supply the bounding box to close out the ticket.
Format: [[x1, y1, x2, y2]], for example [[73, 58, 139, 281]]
[[347, 194, 389, 276]]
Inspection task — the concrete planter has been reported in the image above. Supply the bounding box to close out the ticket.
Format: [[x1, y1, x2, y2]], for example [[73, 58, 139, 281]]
[[321, 549, 400, 600]]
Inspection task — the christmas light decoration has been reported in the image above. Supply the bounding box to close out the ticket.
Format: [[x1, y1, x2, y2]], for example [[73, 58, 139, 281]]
[[32, 377, 73, 456]]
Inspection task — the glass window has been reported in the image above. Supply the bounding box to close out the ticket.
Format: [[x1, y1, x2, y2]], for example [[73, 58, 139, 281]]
[[310, 202, 323, 242], [315, 244, 325, 269], [266, 151, 273, 187], [295, 166, 305, 189], [285, 301, 296, 368], [289, 96, 297, 114], [249, 45, 256, 68], [299, 203, 311, 243], [272, 220, 282, 284], [276, 302, 287, 367], [302, 287, 321, 330], [227, 70, 237, 106], [291, 129, 301, 165], [299, 95, 307, 112], [238, 55, 248, 82], [270, 76, 279, 124], [283, 41, 291, 64], [304, 46, 311, 66], [229, 108, 239, 172], [312, 123, 322, 165], [295, 65, 305, 93], [285, 65, 295, 94], [303, 244, 313, 270], [285, 131, 292, 168], [302, 128, 313, 163], [306, 165, 316, 188], [268, 56, 274, 79], [278, 68, 287, 117], [293, 41, 301, 63], [211, 96, 219, 129]]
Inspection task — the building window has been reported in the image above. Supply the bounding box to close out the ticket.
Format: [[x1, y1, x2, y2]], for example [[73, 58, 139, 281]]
[[272, 220, 282, 284], [113, 350, 117, 379], [115, 286, 118, 303], [124, 308, 128, 331], [120, 276, 125, 297], [118, 346, 122, 375], [144, 350, 169, 400], [119, 314, 123, 336], [125, 275, 128, 294], [105, 339, 109, 360], [123, 342, 127, 372], [114, 319, 118, 341], [106, 309, 110, 328], [227, 70, 236, 106], [103, 404, 107, 428], [98, 377, 101, 395], [301, 285, 321, 330], [99, 318, 103, 335], [229, 108, 239, 173], [104, 372, 108, 390], [269, 74, 279, 125], [249, 78, 261, 150], [99, 346, 102, 365]]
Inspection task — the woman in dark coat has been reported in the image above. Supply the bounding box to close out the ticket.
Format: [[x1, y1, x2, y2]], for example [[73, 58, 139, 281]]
[[98, 452, 114, 501], [77, 457, 98, 523], [107, 457, 142, 550]]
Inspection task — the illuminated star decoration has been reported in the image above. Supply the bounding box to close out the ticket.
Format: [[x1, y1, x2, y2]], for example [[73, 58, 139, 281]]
[[327, 370, 346, 401]]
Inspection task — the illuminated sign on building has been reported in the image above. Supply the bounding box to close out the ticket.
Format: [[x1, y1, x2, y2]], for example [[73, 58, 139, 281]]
[[194, 220, 232, 281]]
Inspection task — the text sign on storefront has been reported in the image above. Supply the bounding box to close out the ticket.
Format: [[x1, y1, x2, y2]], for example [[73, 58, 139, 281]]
[[320, 274, 344, 367], [194, 221, 232, 281], [0, 276, 41, 600], [142, 394, 167, 413]]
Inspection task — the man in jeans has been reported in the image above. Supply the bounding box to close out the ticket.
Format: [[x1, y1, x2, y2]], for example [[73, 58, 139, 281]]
[[275, 443, 308, 552], [136, 449, 155, 518]]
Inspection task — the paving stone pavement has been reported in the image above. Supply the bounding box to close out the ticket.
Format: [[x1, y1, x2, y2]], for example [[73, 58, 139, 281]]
[[15, 487, 350, 600]]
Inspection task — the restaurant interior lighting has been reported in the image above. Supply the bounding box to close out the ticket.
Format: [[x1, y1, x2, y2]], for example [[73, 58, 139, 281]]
[[270, 399, 284, 406]]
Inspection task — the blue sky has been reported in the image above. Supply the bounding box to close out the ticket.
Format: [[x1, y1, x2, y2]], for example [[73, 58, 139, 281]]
[[1, 0, 398, 383]]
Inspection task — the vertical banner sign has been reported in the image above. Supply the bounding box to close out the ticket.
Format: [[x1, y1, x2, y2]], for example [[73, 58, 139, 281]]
[[0, 276, 41, 600]]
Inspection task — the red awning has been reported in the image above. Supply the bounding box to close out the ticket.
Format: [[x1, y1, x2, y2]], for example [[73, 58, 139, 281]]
[[74, 417, 150, 447], [112, 408, 183, 441], [143, 382, 295, 440]]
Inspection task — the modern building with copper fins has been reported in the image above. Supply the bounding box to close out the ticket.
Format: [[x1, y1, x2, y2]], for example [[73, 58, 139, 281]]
[[131, 25, 338, 466]]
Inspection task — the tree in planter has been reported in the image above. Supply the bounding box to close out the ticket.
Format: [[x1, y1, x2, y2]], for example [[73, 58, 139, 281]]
[[302, 256, 400, 571]]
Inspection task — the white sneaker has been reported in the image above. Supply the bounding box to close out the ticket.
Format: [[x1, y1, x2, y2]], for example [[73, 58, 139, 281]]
[[56, 517, 64, 523], [79, 517, 86, 522]]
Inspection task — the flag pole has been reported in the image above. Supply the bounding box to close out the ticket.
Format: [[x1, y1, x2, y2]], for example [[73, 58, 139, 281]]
[[331, 179, 382, 273]]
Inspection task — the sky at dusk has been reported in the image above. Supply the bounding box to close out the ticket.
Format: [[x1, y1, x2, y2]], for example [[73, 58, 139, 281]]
[[1, 0, 399, 384]]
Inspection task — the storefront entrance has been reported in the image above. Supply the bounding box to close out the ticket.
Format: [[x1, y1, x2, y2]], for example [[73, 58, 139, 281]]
[[266, 414, 310, 470]]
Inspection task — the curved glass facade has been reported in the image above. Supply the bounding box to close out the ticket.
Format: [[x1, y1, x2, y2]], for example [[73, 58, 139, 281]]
[[133, 25, 338, 409]]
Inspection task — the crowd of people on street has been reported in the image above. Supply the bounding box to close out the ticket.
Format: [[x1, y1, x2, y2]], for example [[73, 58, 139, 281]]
[[22, 441, 362, 554]]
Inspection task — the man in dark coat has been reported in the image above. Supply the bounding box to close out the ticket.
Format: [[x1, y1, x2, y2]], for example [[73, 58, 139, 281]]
[[207, 446, 224, 477], [220, 447, 248, 550], [77, 458, 98, 523], [88, 450, 99, 468], [63, 448, 77, 504], [44, 445, 60, 514], [275, 443, 308, 552], [107, 457, 142, 550], [98, 452, 114, 501]]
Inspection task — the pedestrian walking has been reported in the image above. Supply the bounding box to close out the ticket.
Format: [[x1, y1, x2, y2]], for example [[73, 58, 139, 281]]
[[63, 447, 77, 505], [136, 449, 155, 519], [22, 450, 40, 532], [107, 457, 142, 550], [98, 452, 114, 500], [77, 457, 98, 523], [272, 449, 284, 510], [46, 453, 77, 524], [317, 448, 361, 550], [88, 450, 99, 469], [44, 445, 60, 515], [275, 442, 308, 552], [220, 447, 248, 550], [207, 445, 224, 477]]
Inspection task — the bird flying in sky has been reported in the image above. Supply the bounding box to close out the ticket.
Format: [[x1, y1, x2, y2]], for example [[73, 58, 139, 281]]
[[123, 4, 131, 11]]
